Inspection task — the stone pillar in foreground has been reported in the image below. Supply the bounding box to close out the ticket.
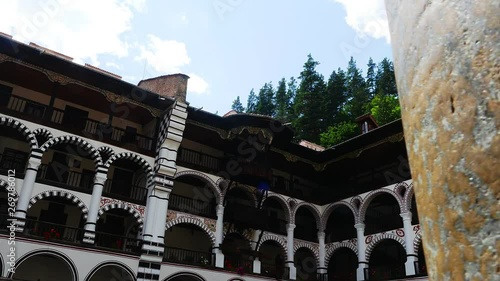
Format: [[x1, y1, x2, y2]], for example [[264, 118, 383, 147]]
[[384, 1, 499, 280]]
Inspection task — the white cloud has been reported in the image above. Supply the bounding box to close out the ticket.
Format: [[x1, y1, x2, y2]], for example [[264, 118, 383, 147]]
[[0, 0, 142, 65], [135, 34, 191, 73], [187, 73, 209, 95], [105, 62, 121, 70], [334, 0, 391, 42]]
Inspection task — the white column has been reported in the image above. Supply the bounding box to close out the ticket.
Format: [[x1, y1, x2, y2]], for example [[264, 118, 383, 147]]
[[253, 257, 261, 274], [355, 223, 368, 281], [318, 230, 327, 277], [14, 156, 42, 231], [83, 170, 107, 244], [286, 223, 297, 280], [214, 204, 225, 268], [151, 187, 170, 244], [401, 212, 417, 275]]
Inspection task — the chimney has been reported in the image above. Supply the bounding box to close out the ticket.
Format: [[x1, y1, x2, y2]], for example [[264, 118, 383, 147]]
[[137, 74, 189, 103], [355, 113, 378, 134]]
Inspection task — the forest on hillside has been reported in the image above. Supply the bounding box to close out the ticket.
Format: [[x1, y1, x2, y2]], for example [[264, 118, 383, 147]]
[[231, 55, 401, 147]]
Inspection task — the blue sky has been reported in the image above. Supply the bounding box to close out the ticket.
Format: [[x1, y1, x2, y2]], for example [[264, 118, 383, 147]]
[[1, 0, 392, 115]]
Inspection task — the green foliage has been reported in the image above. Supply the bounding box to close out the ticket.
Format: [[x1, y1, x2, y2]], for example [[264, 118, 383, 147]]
[[231, 96, 245, 113], [246, 89, 257, 113], [255, 82, 275, 116], [367, 93, 401, 125], [234, 56, 400, 146], [292, 54, 327, 143], [320, 121, 359, 147]]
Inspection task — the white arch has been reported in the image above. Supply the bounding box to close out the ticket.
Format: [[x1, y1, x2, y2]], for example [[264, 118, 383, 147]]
[[292, 202, 322, 231], [358, 188, 404, 223], [365, 234, 406, 262], [28, 190, 88, 217], [325, 241, 358, 265], [165, 216, 216, 247], [175, 170, 222, 205], [321, 201, 357, 231]]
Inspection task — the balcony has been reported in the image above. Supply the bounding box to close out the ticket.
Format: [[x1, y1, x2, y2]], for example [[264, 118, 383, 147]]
[[36, 164, 94, 194], [177, 147, 222, 174], [2, 94, 155, 155], [365, 264, 406, 281], [12, 217, 142, 255], [169, 193, 216, 218], [0, 151, 27, 178], [163, 246, 214, 267], [103, 179, 148, 205]]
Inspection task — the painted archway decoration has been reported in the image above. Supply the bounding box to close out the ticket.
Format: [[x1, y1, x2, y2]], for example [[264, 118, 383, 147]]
[[403, 182, 415, 213], [40, 135, 103, 169], [98, 198, 145, 225], [358, 188, 404, 223], [413, 229, 423, 253], [32, 127, 53, 146], [28, 190, 88, 216], [256, 232, 288, 256], [321, 201, 357, 231], [0, 179, 17, 199], [105, 151, 153, 179], [165, 216, 216, 247], [0, 116, 38, 150], [174, 170, 222, 205], [263, 192, 292, 223], [97, 146, 115, 160], [365, 233, 406, 262], [292, 202, 323, 231], [293, 241, 320, 266], [325, 241, 358, 265]]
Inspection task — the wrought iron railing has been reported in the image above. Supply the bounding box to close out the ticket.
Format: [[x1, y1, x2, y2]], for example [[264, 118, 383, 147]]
[[163, 246, 214, 267], [103, 179, 148, 205], [169, 193, 216, 218]]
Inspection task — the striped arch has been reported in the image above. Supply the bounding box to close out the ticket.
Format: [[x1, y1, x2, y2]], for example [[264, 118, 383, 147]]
[[40, 135, 103, 169], [28, 190, 88, 216], [263, 192, 292, 222], [163, 272, 207, 281], [293, 242, 320, 266], [165, 216, 216, 247], [365, 233, 406, 262], [32, 128, 53, 146], [256, 233, 288, 256], [321, 201, 357, 231], [175, 170, 222, 205], [0, 116, 38, 150], [0, 179, 17, 198], [8, 249, 78, 280], [325, 242, 358, 265], [292, 202, 323, 231], [97, 146, 115, 160], [105, 152, 154, 185], [84, 261, 135, 281], [404, 182, 415, 213], [413, 230, 423, 253], [98, 202, 144, 225], [223, 229, 253, 249], [358, 188, 404, 223]]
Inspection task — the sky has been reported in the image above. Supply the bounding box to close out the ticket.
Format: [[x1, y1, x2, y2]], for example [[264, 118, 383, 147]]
[[0, 0, 393, 115]]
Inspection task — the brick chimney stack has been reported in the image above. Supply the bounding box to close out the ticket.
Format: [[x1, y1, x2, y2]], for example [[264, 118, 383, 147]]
[[137, 74, 189, 103]]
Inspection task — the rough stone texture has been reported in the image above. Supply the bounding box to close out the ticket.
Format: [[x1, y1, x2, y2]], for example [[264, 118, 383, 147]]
[[384, 1, 499, 280], [138, 73, 189, 103]]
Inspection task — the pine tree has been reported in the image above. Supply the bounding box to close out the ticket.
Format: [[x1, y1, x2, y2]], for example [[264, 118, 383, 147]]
[[324, 68, 348, 128], [246, 89, 257, 113], [292, 54, 326, 142], [255, 82, 275, 116], [366, 57, 376, 97], [286, 77, 298, 122], [345, 57, 369, 119], [375, 58, 398, 96], [231, 96, 245, 113], [275, 78, 289, 121]]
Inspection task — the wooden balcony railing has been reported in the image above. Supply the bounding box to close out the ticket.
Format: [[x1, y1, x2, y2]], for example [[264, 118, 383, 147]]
[[177, 147, 222, 173], [3, 94, 155, 154], [163, 246, 214, 267], [169, 193, 216, 218], [103, 179, 148, 205], [14, 218, 142, 255], [36, 164, 94, 194]]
